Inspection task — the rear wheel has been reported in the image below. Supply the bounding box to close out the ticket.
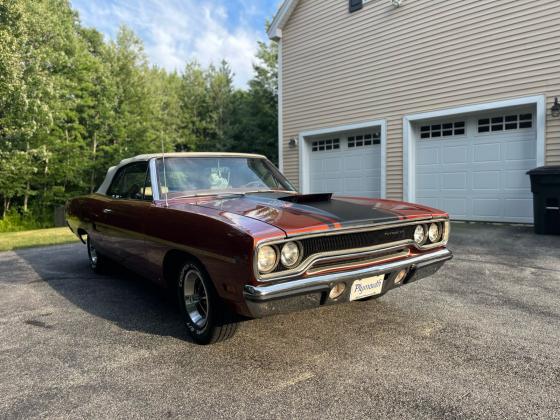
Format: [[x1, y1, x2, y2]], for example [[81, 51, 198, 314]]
[[87, 236, 108, 273], [177, 261, 238, 345]]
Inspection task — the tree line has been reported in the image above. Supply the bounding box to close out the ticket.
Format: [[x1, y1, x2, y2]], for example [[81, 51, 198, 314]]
[[0, 0, 278, 229]]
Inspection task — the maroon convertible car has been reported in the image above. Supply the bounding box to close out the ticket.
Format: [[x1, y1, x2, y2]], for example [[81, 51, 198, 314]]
[[66, 153, 452, 344]]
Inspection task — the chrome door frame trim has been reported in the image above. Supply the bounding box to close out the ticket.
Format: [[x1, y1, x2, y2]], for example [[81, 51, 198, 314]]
[[148, 158, 161, 201]]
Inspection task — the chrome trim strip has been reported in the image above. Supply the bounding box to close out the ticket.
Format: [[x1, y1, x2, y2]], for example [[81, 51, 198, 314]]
[[148, 158, 161, 201], [254, 219, 450, 281], [244, 248, 453, 301]]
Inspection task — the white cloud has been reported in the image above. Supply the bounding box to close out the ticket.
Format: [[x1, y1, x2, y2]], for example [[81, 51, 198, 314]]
[[72, 0, 268, 87]]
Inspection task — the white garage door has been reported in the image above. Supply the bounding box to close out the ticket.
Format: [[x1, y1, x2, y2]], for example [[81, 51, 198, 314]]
[[415, 110, 536, 223], [309, 132, 381, 198]]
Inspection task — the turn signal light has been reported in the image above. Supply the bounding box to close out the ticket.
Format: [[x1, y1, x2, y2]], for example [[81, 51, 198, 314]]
[[394, 269, 408, 285], [329, 282, 346, 299]]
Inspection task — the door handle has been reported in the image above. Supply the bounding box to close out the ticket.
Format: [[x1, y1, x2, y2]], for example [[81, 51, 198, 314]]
[[103, 208, 113, 214]]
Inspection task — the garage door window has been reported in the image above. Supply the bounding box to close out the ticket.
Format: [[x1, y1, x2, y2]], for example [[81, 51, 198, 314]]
[[348, 133, 380, 148], [478, 113, 533, 133], [420, 121, 465, 139], [312, 138, 340, 152]]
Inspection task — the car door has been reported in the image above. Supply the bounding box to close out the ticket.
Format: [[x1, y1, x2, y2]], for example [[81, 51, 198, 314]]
[[100, 161, 153, 267]]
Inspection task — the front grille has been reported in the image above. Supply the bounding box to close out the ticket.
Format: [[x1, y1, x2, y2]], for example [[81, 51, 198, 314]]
[[299, 225, 416, 260]]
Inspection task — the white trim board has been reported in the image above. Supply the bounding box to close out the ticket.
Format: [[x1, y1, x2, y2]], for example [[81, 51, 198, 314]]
[[277, 39, 284, 172], [402, 95, 546, 203], [298, 120, 387, 198], [268, 0, 299, 40]]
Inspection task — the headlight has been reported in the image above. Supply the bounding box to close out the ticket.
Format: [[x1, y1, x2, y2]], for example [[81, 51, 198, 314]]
[[257, 245, 277, 273], [280, 241, 300, 268], [428, 223, 441, 243], [414, 225, 426, 245]]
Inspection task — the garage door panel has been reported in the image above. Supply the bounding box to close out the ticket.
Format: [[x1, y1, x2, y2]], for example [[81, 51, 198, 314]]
[[362, 154, 381, 170], [415, 111, 535, 223], [473, 143, 501, 162], [472, 198, 502, 218], [472, 171, 500, 191], [503, 198, 533, 218], [441, 172, 467, 190], [416, 196, 441, 211], [343, 155, 363, 171], [505, 140, 536, 161], [503, 169, 532, 191], [442, 146, 468, 164], [322, 157, 341, 172], [417, 173, 440, 192], [309, 138, 381, 199], [312, 178, 343, 194], [442, 198, 468, 217], [417, 147, 440, 165]]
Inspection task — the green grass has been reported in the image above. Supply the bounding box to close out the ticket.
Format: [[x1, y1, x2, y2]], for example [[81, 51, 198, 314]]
[[0, 227, 79, 252]]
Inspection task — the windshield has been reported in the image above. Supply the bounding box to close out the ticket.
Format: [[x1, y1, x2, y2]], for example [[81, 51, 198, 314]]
[[155, 157, 295, 198]]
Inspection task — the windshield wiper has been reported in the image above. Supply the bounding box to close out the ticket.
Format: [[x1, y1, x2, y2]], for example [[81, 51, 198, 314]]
[[168, 189, 295, 200], [170, 192, 246, 200]]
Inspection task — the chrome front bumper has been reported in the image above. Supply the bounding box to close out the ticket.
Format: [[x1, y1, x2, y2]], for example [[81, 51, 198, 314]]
[[243, 248, 453, 318]]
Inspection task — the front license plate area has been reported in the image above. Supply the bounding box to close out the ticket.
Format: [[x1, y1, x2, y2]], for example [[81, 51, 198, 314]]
[[349, 275, 385, 301]]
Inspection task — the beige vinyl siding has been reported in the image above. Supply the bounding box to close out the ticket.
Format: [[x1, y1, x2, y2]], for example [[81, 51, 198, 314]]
[[280, 0, 560, 198]]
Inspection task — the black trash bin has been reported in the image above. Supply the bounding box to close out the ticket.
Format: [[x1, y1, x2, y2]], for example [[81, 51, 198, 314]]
[[527, 166, 560, 235]]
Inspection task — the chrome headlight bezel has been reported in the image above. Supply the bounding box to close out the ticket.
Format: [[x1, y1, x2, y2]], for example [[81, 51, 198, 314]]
[[280, 241, 301, 268], [257, 245, 278, 274]]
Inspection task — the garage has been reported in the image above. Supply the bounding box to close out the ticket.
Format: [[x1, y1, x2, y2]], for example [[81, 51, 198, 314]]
[[414, 106, 537, 223], [308, 130, 382, 198]]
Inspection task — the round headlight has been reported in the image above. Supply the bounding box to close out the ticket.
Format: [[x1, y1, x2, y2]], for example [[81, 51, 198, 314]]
[[257, 245, 277, 273], [428, 223, 441, 243], [414, 225, 426, 245], [281, 242, 300, 268]]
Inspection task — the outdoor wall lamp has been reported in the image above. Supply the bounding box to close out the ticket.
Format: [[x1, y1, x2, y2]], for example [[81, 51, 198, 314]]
[[552, 97, 560, 118], [288, 138, 298, 148]]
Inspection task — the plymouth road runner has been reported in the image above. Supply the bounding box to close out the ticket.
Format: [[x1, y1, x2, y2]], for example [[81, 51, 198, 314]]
[[66, 153, 452, 344]]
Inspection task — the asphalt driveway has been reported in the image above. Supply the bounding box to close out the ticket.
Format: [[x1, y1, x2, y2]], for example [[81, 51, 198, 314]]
[[1, 223, 559, 419]]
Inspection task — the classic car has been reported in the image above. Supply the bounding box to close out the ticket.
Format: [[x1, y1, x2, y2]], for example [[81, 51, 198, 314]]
[[66, 152, 452, 344]]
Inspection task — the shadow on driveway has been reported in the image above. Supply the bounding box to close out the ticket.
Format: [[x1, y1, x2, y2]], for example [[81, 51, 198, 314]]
[[13, 244, 193, 342]]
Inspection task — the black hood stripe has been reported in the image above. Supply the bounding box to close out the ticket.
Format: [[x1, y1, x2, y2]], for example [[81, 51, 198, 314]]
[[247, 194, 400, 227]]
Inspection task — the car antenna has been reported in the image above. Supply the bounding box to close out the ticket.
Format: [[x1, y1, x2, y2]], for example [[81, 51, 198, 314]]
[[161, 137, 169, 208]]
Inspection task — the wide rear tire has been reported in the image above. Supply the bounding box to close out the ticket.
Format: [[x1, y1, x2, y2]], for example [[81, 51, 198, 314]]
[[176, 261, 238, 345]]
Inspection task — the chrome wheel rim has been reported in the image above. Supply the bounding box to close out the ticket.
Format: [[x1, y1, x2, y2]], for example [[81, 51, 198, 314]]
[[183, 269, 208, 329], [88, 239, 98, 266]]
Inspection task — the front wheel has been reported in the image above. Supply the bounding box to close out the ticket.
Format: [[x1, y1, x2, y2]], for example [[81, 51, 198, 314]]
[[177, 261, 238, 345], [87, 236, 109, 273]]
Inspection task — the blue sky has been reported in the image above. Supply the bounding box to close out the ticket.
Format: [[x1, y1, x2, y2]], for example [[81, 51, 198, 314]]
[[71, 0, 281, 87]]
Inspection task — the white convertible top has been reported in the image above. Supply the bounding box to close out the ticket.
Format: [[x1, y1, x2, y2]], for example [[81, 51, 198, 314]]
[[96, 152, 267, 195]]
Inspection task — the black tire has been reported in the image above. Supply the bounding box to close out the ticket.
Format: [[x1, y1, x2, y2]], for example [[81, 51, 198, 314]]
[[87, 235, 109, 274], [176, 260, 238, 345]]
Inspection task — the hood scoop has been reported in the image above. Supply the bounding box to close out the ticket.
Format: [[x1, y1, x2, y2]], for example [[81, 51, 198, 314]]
[[278, 193, 332, 204]]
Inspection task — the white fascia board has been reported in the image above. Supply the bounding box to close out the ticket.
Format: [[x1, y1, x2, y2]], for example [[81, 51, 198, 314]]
[[268, 0, 299, 40]]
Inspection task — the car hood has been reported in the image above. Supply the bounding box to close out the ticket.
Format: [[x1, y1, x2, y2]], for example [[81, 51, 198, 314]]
[[193, 192, 446, 237]]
